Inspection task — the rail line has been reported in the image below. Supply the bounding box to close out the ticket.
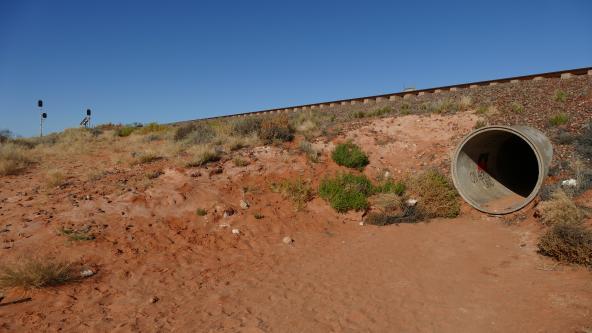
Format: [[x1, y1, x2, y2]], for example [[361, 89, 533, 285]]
[[186, 66, 592, 122]]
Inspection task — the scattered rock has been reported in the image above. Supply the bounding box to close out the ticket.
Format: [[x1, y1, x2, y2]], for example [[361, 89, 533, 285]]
[[0, 292, 4, 303], [282, 236, 293, 244], [359, 221, 365, 226], [561, 179, 577, 187], [240, 200, 249, 209], [223, 208, 235, 218], [232, 228, 240, 235], [190, 172, 201, 178], [209, 167, 223, 176], [150, 296, 159, 304], [405, 199, 418, 207], [80, 269, 95, 278]]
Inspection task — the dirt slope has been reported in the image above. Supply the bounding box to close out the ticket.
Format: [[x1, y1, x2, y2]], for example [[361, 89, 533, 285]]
[[1, 112, 591, 332]]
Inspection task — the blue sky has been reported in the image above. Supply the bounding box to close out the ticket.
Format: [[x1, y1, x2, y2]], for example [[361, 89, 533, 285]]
[[1, 1, 591, 137]]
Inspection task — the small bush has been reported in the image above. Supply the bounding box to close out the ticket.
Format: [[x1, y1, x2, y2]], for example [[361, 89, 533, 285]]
[[576, 123, 592, 158], [272, 178, 314, 211], [0, 257, 77, 289], [474, 120, 487, 129], [115, 126, 135, 137], [175, 123, 216, 145], [232, 117, 262, 136], [146, 170, 163, 179], [331, 142, 369, 170], [0, 129, 13, 143], [554, 90, 567, 102], [365, 207, 422, 226], [476, 105, 488, 115], [196, 208, 207, 216], [510, 102, 524, 114], [186, 147, 221, 167], [254, 213, 264, 219], [299, 140, 320, 163], [549, 113, 568, 126], [258, 114, 294, 143], [408, 169, 459, 218], [233, 157, 249, 167], [319, 173, 374, 213], [0, 143, 32, 176], [135, 122, 168, 135], [59, 228, 95, 241], [538, 223, 592, 267], [45, 169, 66, 188], [369, 106, 393, 117], [375, 180, 405, 195], [132, 152, 162, 165], [554, 129, 576, 145], [400, 103, 411, 115], [537, 190, 583, 226]]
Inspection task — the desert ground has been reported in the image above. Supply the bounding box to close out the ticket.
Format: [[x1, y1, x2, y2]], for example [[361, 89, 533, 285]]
[[1, 75, 592, 332]]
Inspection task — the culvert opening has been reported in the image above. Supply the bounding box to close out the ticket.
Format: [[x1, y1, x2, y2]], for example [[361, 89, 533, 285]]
[[452, 126, 552, 214]]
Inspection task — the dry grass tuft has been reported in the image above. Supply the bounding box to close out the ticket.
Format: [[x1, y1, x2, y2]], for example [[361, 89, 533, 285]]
[[131, 151, 162, 165], [186, 146, 221, 167], [271, 178, 314, 211], [0, 143, 33, 176], [537, 190, 583, 226], [408, 169, 459, 218], [538, 223, 592, 267], [45, 169, 67, 188], [0, 257, 78, 290]]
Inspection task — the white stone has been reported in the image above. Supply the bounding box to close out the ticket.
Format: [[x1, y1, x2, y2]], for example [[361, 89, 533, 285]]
[[405, 199, 418, 207], [561, 179, 577, 187], [240, 200, 249, 209], [80, 269, 95, 278], [282, 236, 293, 244], [232, 228, 240, 235]]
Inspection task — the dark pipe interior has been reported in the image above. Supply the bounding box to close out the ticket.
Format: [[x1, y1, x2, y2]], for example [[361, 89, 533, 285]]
[[464, 131, 539, 198]]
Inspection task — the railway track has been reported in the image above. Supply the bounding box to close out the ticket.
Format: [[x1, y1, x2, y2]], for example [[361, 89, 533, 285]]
[[187, 66, 592, 122]]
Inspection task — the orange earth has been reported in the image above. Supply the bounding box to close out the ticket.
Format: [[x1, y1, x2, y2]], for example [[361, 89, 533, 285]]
[[1, 113, 591, 332]]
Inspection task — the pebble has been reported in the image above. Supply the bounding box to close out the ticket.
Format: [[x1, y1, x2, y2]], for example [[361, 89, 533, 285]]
[[232, 228, 240, 235], [150, 296, 159, 304], [282, 236, 293, 244], [223, 208, 235, 218], [80, 269, 95, 278], [359, 221, 364, 226], [240, 200, 249, 209], [405, 199, 418, 207], [561, 179, 577, 187]]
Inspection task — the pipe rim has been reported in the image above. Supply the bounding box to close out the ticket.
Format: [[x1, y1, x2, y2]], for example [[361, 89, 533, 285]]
[[451, 125, 545, 215]]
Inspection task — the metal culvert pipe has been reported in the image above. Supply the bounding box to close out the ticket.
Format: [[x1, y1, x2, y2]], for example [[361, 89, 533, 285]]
[[451, 125, 553, 214]]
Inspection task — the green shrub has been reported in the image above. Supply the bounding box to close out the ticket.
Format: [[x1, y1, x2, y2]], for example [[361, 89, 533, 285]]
[[175, 123, 216, 144], [474, 120, 487, 129], [408, 169, 459, 218], [116, 126, 135, 137], [136, 122, 168, 135], [549, 113, 568, 126], [59, 228, 95, 241], [132, 152, 162, 165], [0, 257, 77, 289], [232, 117, 262, 136], [510, 102, 524, 114], [365, 208, 422, 226], [331, 142, 369, 169], [538, 223, 592, 267], [196, 208, 207, 216], [375, 180, 405, 195], [299, 140, 320, 163], [319, 173, 374, 213], [271, 178, 314, 211], [258, 114, 294, 143], [554, 90, 566, 102]]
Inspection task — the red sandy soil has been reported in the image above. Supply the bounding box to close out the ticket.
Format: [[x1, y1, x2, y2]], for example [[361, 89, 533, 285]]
[[1, 113, 591, 332]]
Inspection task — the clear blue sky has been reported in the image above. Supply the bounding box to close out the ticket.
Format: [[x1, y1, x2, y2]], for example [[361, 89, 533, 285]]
[[1, 0, 591, 137]]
